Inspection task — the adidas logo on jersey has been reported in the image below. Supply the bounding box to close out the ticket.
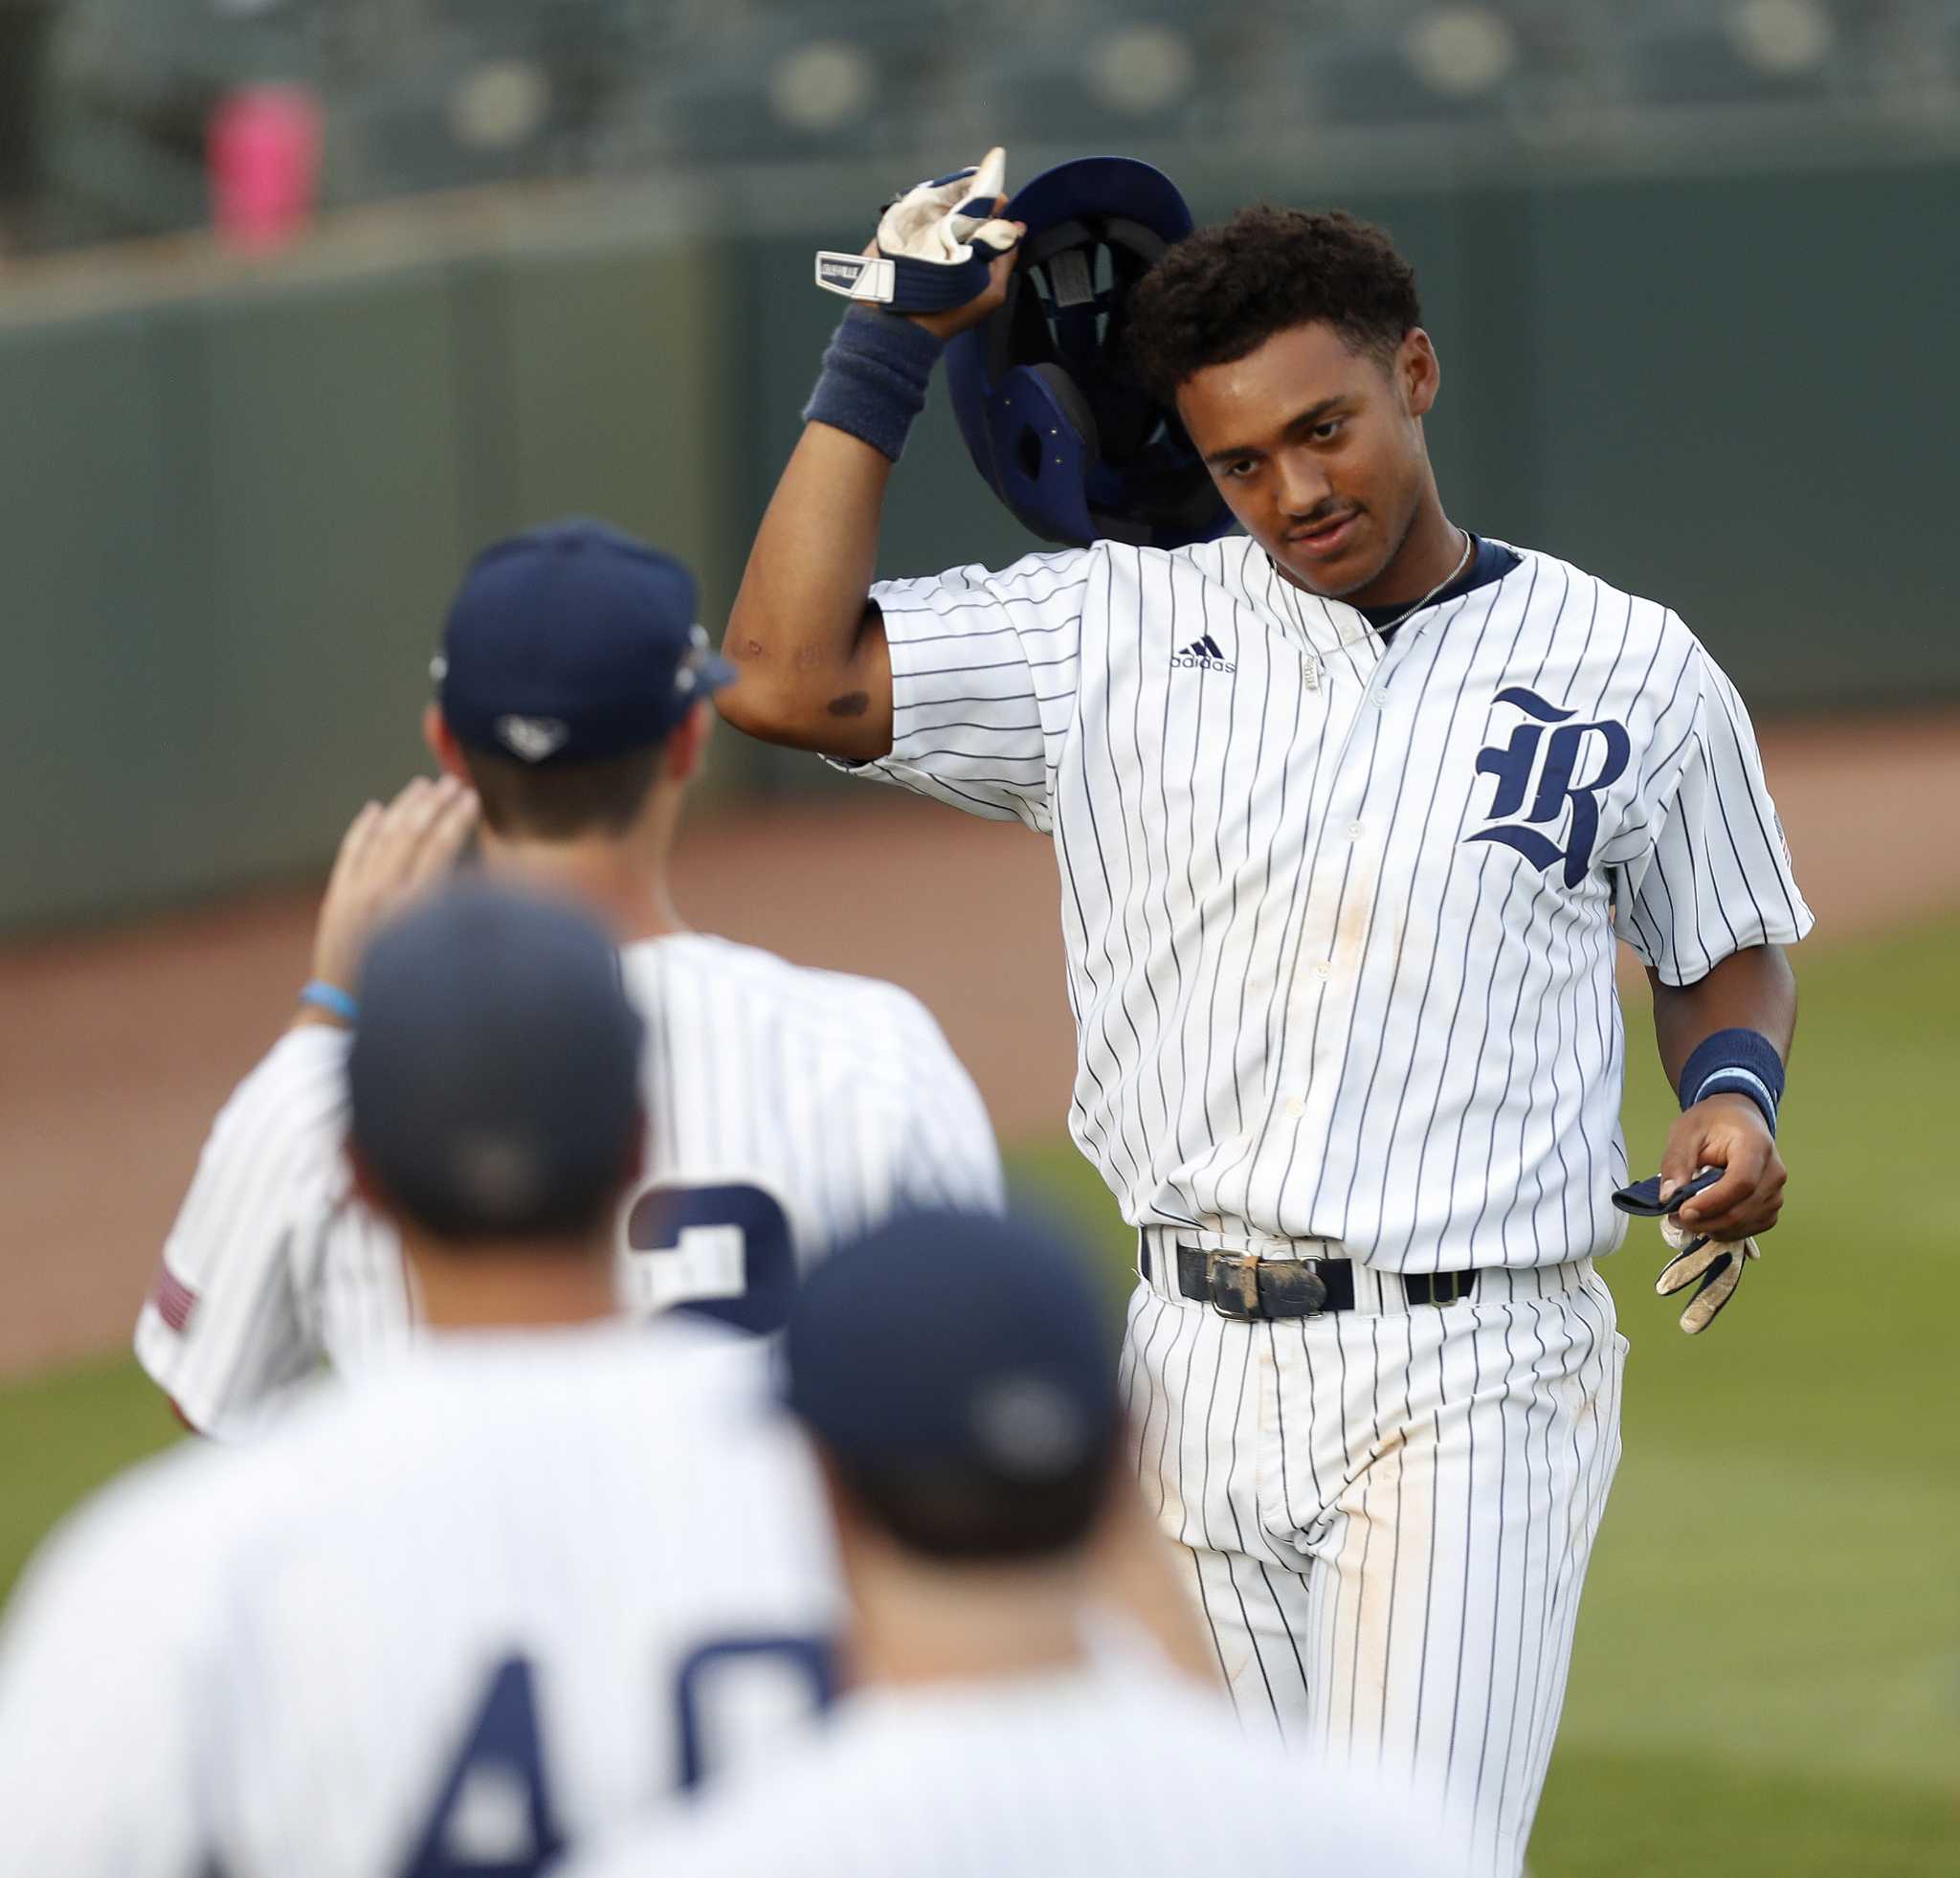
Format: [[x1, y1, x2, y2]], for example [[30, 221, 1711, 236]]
[[1170, 634, 1235, 674]]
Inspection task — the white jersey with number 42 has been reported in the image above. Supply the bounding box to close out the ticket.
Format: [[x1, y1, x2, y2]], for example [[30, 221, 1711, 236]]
[[0, 1321, 841, 1878], [137, 932, 1003, 1439]]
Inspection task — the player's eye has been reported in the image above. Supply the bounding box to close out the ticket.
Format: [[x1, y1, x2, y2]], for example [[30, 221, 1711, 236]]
[[1311, 419, 1345, 443], [1221, 458, 1258, 481]]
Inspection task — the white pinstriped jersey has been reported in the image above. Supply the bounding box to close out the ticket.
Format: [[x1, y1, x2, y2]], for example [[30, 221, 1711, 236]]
[[136, 932, 1003, 1439], [562, 1664, 1456, 1878], [0, 1322, 841, 1878], [847, 534, 1811, 1269]]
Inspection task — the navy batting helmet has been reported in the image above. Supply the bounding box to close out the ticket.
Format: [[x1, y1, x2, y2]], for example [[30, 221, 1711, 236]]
[[945, 156, 1232, 552]]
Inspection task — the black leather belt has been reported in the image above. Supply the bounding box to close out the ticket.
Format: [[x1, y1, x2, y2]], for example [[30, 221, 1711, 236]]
[[1160, 1242, 1479, 1320]]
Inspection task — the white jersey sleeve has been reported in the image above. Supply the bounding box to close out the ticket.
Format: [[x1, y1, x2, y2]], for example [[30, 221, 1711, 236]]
[[849, 548, 1096, 832], [134, 1026, 364, 1438], [0, 1459, 215, 1877], [1613, 632, 1815, 984]]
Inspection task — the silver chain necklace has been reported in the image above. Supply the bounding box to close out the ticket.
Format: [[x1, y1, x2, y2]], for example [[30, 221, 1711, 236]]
[[1370, 527, 1473, 637]]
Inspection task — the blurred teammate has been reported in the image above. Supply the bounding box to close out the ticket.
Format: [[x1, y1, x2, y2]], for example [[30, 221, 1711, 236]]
[[566, 1210, 1455, 1878], [137, 520, 1002, 1439], [0, 883, 843, 1875]]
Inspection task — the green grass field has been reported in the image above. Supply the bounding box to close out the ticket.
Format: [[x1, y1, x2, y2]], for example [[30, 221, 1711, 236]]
[[4, 919, 1955, 1873]]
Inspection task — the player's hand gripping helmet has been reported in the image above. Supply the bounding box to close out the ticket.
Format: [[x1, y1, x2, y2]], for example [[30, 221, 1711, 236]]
[[945, 156, 1233, 552]]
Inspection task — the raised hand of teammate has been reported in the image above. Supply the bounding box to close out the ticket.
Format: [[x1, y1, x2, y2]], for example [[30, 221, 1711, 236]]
[[1657, 1092, 1787, 1244], [303, 776, 479, 1020]]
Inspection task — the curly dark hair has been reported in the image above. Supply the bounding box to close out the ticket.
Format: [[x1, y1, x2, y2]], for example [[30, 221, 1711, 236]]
[[1125, 206, 1422, 404]]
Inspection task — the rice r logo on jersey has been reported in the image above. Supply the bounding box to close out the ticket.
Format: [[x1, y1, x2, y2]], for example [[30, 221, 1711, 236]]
[[1171, 634, 1236, 673], [1466, 686, 1629, 887]]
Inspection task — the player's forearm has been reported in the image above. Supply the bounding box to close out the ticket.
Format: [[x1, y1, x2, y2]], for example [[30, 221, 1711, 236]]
[[1647, 943, 1797, 1087], [719, 420, 895, 759]]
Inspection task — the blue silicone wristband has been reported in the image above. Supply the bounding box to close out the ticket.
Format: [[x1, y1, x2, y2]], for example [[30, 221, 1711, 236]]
[[801, 306, 945, 462], [1678, 1027, 1784, 1136], [299, 979, 358, 1025]]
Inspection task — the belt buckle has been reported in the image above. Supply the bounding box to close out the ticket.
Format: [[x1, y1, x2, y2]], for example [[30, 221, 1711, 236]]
[[1423, 1268, 1474, 1307], [1206, 1253, 1264, 1320], [1259, 1259, 1330, 1317]]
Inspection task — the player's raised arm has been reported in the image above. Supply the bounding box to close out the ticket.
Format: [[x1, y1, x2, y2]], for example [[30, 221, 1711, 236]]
[[136, 779, 479, 1435], [717, 152, 1020, 761]]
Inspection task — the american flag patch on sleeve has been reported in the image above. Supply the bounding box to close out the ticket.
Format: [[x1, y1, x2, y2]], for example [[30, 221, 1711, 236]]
[[149, 1265, 199, 1334]]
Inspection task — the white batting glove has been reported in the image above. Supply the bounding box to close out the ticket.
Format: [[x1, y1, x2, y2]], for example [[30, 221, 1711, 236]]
[[814, 146, 1020, 313], [1654, 1213, 1762, 1336]]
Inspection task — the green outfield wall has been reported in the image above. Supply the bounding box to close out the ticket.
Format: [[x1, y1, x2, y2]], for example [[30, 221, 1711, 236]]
[[2, 157, 1953, 930]]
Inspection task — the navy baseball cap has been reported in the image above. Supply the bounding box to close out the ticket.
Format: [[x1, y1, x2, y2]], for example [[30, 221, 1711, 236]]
[[434, 519, 735, 766], [783, 1210, 1122, 1485], [347, 881, 645, 1241]]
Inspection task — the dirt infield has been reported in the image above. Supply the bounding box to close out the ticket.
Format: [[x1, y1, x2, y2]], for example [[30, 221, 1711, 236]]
[[3, 710, 1955, 1378]]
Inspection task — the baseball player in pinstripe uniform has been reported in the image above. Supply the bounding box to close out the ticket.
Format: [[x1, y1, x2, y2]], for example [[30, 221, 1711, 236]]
[[136, 520, 1002, 1440], [717, 158, 1811, 1875]]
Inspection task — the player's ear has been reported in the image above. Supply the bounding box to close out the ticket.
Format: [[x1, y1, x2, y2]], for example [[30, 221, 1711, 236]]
[[664, 699, 715, 784], [424, 704, 472, 783], [1401, 328, 1440, 419]]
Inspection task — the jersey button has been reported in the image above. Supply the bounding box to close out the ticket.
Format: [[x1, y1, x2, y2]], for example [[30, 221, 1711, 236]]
[[1348, 821, 1366, 840], [1312, 960, 1332, 978]]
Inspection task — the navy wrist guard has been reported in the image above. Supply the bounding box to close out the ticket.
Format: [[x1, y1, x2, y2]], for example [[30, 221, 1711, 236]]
[[1678, 1027, 1785, 1136], [801, 307, 945, 462]]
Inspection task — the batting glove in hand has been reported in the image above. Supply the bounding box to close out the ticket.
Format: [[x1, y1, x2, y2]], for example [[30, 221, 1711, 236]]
[[814, 146, 1020, 313], [1654, 1214, 1761, 1336], [1615, 1168, 1760, 1335]]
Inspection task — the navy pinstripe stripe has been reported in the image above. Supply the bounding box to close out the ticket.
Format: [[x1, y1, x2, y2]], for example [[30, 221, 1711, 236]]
[[1330, 574, 1517, 1228], [1483, 1293, 1556, 1838], [1370, 561, 1545, 1262], [1200, 641, 1316, 1216], [1706, 664, 1805, 932], [1461, 1300, 1524, 1826], [1503, 1286, 1600, 1827], [1248, 693, 1382, 1229], [1297, 585, 1488, 1227], [1120, 548, 1179, 1162], [1343, 1315, 1389, 1752], [1408, 1317, 1451, 1779], [1253, 1556, 1313, 1732]]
